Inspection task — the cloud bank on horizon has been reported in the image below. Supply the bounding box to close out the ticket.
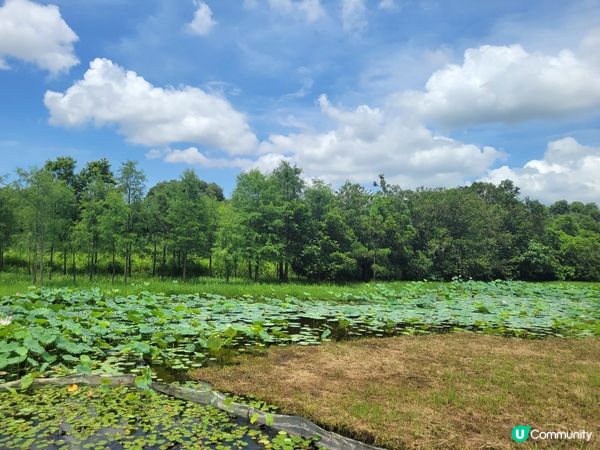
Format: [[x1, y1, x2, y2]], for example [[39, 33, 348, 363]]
[[1, 0, 599, 203]]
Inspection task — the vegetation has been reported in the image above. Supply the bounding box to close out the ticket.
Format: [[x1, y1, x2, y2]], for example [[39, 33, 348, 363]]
[[1, 156, 598, 449], [195, 334, 600, 450], [0, 385, 320, 449], [1, 156, 598, 284], [0, 282, 598, 383]]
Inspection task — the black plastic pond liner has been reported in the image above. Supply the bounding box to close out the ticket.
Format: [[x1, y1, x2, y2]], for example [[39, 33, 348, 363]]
[[0, 375, 385, 450]]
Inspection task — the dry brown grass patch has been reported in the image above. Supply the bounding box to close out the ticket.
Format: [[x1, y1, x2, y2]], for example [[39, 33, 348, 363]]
[[192, 333, 599, 449]]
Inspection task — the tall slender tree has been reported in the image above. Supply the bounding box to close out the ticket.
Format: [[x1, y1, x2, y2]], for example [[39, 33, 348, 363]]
[[117, 161, 146, 280]]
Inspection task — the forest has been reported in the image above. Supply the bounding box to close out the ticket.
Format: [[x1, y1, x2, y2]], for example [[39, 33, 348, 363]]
[[0, 156, 598, 284]]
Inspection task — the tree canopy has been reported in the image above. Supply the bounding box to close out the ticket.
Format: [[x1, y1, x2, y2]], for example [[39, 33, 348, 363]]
[[0, 157, 598, 284]]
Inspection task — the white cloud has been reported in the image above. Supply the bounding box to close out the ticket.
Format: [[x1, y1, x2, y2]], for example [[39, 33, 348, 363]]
[[243, 0, 259, 8], [255, 0, 324, 23], [259, 95, 503, 187], [483, 137, 600, 204], [0, 0, 78, 74], [401, 32, 600, 126], [379, 0, 396, 10], [152, 146, 287, 172], [162, 147, 250, 169], [145, 92, 501, 188], [145, 149, 162, 160], [341, 0, 367, 34], [44, 58, 258, 154], [186, 1, 216, 36]]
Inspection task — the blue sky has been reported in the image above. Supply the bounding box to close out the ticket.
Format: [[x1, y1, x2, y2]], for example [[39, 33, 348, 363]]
[[1, 0, 599, 202]]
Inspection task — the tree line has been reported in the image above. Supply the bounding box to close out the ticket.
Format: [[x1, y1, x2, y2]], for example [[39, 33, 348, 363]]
[[0, 156, 598, 284]]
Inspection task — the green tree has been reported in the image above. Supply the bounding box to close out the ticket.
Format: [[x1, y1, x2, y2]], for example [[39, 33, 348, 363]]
[[117, 161, 146, 280], [75, 176, 113, 281], [293, 181, 357, 280], [516, 241, 559, 281], [232, 170, 279, 281], [0, 181, 16, 271], [17, 168, 75, 285], [76, 158, 115, 200], [412, 188, 499, 280], [213, 202, 243, 282], [271, 161, 307, 281], [143, 180, 177, 277], [44, 156, 78, 190], [168, 170, 209, 281]]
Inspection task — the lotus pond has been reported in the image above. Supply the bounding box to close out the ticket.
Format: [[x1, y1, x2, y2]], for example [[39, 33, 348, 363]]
[[0, 384, 319, 449], [0, 281, 598, 383]]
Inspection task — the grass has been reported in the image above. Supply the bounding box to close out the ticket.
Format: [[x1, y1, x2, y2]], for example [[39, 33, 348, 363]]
[[1, 271, 597, 300], [0, 271, 446, 299], [193, 333, 600, 449]]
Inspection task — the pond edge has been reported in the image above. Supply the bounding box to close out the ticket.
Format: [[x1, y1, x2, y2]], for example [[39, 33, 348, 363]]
[[0, 374, 385, 450]]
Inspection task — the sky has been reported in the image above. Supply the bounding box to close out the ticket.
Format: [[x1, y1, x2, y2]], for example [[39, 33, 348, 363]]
[[0, 0, 599, 203]]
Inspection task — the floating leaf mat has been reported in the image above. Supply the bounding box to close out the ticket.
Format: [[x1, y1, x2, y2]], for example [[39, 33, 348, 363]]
[[0, 375, 382, 450], [0, 282, 598, 382]]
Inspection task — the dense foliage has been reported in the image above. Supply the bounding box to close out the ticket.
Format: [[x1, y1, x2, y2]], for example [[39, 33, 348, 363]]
[[0, 157, 598, 282], [0, 282, 598, 383]]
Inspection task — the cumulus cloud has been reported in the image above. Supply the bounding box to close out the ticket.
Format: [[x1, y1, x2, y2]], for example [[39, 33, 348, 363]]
[[140, 92, 501, 188], [163, 147, 250, 168], [401, 32, 600, 126], [44, 58, 258, 154], [150, 147, 288, 173], [0, 0, 78, 74], [341, 0, 367, 34], [259, 95, 502, 187], [186, 1, 216, 36], [483, 137, 600, 203]]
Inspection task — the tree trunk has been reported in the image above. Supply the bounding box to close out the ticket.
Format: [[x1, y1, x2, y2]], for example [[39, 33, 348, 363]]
[[0, 242, 3, 271], [124, 248, 128, 283], [209, 250, 213, 277], [88, 253, 93, 281], [248, 261, 252, 279], [112, 246, 116, 283], [161, 245, 167, 280], [63, 247, 67, 275], [92, 249, 98, 280], [182, 252, 188, 282], [39, 236, 45, 287], [284, 261, 289, 281], [49, 243, 54, 281], [128, 244, 132, 278], [152, 242, 157, 277], [72, 249, 77, 283], [254, 260, 259, 282]]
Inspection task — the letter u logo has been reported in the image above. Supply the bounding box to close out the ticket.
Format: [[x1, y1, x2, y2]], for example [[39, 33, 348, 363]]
[[512, 426, 531, 443]]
